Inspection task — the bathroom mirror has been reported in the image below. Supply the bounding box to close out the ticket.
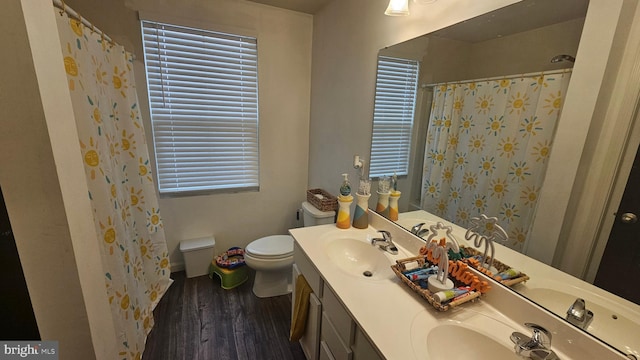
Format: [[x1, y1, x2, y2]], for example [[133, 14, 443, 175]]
[[370, 0, 639, 354]]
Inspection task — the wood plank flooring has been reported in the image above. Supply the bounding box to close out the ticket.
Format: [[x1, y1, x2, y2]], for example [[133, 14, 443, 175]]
[[143, 270, 306, 360]]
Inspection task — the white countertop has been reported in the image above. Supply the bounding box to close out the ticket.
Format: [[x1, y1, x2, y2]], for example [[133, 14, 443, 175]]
[[290, 211, 630, 359], [289, 223, 525, 359], [399, 210, 640, 357]]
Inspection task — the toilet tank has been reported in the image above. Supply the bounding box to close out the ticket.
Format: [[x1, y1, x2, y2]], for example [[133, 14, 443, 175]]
[[302, 201, 335, 226]]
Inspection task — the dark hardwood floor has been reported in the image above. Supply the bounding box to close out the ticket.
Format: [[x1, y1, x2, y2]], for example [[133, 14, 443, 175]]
[[143, 270, 306, 360]]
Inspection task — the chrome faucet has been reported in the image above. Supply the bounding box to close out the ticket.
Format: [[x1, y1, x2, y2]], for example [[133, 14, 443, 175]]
[[370, 230, 398, 255], [410, 222, 429, 237], [566, 298, 594, 330], [510, 323, 559, 360]]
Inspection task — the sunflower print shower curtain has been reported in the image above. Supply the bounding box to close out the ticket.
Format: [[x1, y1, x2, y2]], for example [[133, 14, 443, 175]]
[[421, 72, 571, 252], [55, 9, 172, 359]]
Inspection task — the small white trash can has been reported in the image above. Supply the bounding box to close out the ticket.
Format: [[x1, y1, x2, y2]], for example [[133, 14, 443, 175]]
[[179, 236, 215, 278]]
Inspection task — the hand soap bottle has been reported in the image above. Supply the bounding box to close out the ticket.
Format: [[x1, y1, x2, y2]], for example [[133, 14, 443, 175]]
[[339, 173, 351, 196], [336, 174, 353, 229]]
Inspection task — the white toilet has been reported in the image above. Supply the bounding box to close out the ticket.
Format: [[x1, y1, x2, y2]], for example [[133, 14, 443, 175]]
[[244, 201, 335, 298]]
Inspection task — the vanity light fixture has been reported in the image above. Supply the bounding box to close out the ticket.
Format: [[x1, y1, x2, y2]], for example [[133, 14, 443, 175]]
[[385, 0, 438, 16], [385, 0, 410, 16]]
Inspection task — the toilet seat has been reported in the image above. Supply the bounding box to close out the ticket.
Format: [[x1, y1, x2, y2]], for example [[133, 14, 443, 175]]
[[245, 235, 293, 260]]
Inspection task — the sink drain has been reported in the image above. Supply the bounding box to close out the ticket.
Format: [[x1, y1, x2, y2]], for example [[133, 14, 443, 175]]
[[363, 271, 373, 277]]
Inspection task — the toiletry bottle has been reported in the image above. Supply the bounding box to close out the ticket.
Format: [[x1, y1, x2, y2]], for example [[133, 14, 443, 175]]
[[494, 268, 521, 281], [434, 287, 471, 303], [340, 173, 351, 196], [337, 174, 353, 229]]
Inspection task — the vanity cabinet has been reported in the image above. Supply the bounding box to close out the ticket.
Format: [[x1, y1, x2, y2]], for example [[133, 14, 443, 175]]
[[293, 243, 383, 360]]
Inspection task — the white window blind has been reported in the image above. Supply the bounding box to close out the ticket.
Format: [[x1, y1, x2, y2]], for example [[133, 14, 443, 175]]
[[369, 56, 419, 178], [141, 20, 259, 195]]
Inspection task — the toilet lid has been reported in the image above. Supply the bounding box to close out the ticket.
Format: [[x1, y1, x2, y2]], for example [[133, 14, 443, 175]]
[[246, 235, 293, 258], [302, 201, 335, 217]]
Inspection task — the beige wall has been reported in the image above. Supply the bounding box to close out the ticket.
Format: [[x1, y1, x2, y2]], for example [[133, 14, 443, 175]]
[[379, 17, 585, 87], [422, 36, 473, 84], [469, 18, 585, 79], [64, 0, 314, 268]]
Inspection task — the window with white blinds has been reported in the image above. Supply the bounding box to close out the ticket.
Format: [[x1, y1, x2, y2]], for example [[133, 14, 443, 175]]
[[141, 20, 259, 195], [369, 56, 419, 178]]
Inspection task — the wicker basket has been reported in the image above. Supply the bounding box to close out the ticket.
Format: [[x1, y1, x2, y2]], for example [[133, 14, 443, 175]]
[[459, 245, 530, 287], [391, 256, 485, 312], [306, 189, 338, 212]]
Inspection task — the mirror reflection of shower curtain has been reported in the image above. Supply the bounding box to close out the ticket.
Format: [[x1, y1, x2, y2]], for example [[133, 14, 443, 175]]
[[420, 71, 571, 252]]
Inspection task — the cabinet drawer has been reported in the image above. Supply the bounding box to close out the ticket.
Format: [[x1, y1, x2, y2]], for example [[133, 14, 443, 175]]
[[322, 283, 355, 345], [321, 312, 353, 360], [294, 243, 323, 297], [319, 341, 335, 360]]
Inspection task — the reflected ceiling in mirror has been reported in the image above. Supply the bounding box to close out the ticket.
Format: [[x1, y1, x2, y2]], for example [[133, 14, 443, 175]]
[[380, 0, 587, 85], [433, 0, 588, 43]]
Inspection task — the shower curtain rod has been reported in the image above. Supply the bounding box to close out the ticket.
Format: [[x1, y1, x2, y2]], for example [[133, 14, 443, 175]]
[[52, 0, 133, 57], [421, 68, 572, 89]]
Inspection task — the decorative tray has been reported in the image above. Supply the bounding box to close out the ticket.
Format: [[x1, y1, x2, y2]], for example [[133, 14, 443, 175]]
[[391, 255, 491, 312], [459, 245, 530, 287]]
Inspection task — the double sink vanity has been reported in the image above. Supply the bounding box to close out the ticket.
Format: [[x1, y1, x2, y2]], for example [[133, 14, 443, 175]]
[[289, 211, 636, 360]]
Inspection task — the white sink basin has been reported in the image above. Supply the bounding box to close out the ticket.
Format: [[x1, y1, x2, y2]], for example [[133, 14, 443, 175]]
[[427, 324, 518, 359], [410, 310, 526, 359], [324, 235, 404, 281], [518, 286, 640, 357]]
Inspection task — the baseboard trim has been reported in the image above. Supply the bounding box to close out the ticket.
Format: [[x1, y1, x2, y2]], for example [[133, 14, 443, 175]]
[[170, 261, 185, 273]]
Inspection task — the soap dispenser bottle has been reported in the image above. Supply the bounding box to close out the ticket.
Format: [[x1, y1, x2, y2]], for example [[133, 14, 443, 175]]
[[339, 173, 351, 196], [336, 173, 353, 229]]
